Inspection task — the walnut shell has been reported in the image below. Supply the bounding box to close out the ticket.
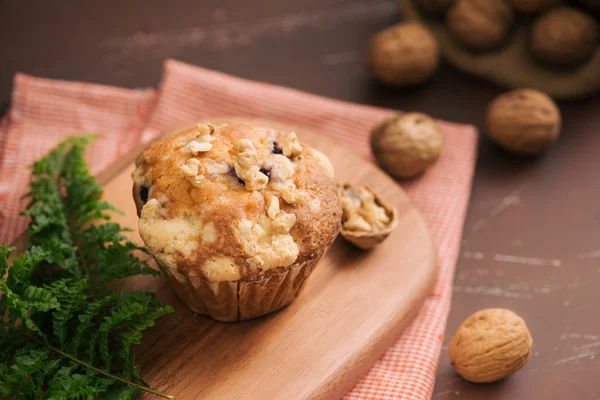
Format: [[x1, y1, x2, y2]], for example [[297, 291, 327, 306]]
[[371, 113, 443, 179], [506, 0, 562, 13], [337, 184, 398, 250], [449, 308, 533, 383], [486, 88, 561, 155], [530, 6, 600, 68], [368, 22, 440, 86], [447, 0, 514, 51], [413, 0, 457, 13]]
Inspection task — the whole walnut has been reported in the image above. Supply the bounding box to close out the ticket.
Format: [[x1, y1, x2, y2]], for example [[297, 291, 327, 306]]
[[506, 0, 562, 13], [530, 6, 600, 68], [371, 113, 443, 179], [414, 0, 457, 13], [368, 22, 440, 86], [447, 0, 514, 51], [450, 308, 533, 383], [486, 88, 561, 155]]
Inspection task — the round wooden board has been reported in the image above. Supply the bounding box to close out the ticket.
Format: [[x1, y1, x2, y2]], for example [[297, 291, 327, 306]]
[[399, 0, 600, 99], [102, 118, 437, 400]]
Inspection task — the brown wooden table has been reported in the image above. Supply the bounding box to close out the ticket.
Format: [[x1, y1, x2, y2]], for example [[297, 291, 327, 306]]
[[2, 0, 599, 398]]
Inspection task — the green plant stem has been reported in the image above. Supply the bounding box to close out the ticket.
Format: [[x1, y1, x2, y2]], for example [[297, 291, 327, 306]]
[[45, 343, 173, 399], [139, 377, 151, 388]]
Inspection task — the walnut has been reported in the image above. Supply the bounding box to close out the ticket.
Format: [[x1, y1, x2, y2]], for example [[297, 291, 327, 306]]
[[265, 196, 296, 233], [186, 140, 212, 154], [233, 139, 269, 191], [180, 158, 206, 188], [338, 184, 398, 249], [530, 6, 599, 68], [413, 0, 456, 13], [186, 123, 215, 154], [180, 158, 201, 177], [371, 113, 443, 179], [447, 0, 514, 51], [450, 308, 533, 383], [282, 132, 303, 158], [505, 0, 562, 13], [486, 88, 561, 155], [278, 180, 306, 205], [368, 22, 440, 86]]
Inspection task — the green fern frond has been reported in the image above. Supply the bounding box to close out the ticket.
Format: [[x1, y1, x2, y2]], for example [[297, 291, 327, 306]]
[[0, 136, 175, 399]]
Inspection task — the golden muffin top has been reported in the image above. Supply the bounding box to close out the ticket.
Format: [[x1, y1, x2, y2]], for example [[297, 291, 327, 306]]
[[132, 122, 341, 282]]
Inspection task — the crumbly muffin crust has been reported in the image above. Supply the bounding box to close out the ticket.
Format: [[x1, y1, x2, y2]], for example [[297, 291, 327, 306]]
[[132, 122, 341, 282]]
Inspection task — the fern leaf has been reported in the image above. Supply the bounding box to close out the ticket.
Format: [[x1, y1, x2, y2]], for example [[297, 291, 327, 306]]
[[1, 283, 46, 337], [51, 279, 88, 349], [73, 295, 117, 359], [97, 292, 160, 371], [45, 368, 114, 400], [0, 244, 13, 279], [1, 136, 175, 399], [6, 246, 49, 292], [119, 305, 174, 379], [79, 224, 158, 292], [22, 286, 60, 313], [0, 348, 49, 399]]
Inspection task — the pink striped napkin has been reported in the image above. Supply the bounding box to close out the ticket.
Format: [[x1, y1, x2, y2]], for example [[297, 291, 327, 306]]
[[0, 75, 156, 241], [0, 59, 477, 399]]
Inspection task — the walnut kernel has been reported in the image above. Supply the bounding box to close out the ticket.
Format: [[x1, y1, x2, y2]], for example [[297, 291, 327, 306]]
[[233, 139, 269, 191], [282, 132, 303, 158], [338, 184, 398, 249]]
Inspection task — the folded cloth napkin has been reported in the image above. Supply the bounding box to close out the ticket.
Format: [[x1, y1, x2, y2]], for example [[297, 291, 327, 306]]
[[0, 59, 477, 400]]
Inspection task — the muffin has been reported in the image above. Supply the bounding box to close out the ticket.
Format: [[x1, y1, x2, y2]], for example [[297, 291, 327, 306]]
[[132, 122, 342, 321]]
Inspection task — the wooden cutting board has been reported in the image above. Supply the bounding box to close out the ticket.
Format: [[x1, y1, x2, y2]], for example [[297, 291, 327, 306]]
[[100, 118, 437, 400]]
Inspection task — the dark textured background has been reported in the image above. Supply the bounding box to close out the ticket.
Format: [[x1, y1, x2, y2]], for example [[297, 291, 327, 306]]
[[2, 0, 599, 398]]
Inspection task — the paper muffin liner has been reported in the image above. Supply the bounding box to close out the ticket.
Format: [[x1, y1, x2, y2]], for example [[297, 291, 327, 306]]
[[155, 243, 332, 321]]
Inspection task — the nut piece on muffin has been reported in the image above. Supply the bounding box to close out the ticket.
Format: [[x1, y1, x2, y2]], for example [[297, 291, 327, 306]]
[[338, 184, 398, 250], [132, 122, 342, 321]]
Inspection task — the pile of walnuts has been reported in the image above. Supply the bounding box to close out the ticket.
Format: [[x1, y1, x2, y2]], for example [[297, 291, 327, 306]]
[[431, 0, 598, 69], [367, 1, 574, 164], [368, 1, 599, 88]]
